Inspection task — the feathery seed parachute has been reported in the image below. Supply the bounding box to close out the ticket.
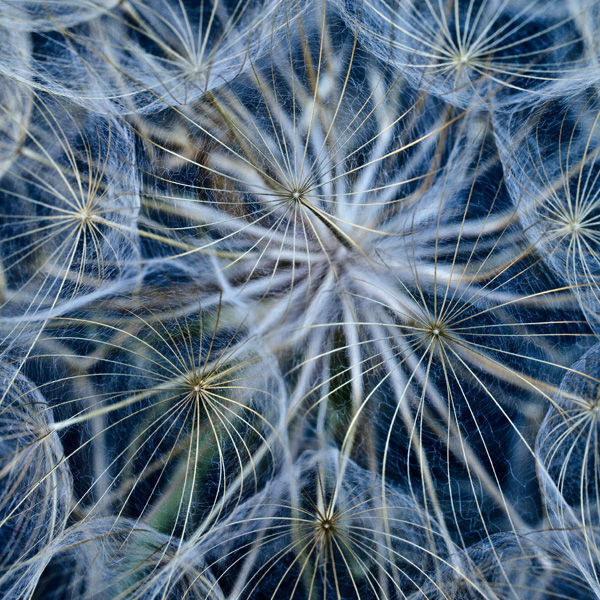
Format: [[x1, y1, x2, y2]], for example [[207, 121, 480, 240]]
[[1, 1, 600, 599]]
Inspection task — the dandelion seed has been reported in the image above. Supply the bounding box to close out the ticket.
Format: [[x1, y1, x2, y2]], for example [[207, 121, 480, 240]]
[[23, 0, 307, 114], [199, 448, 446, 599], [0, 93, 141, 356], [25, 279, 285, 549], [25, 516, 226, 600], [0, 0, 121, 31], [0, 361, 72, 599], [537, 344, 600, 546], [415, 530, 594, 600], [338, 0, 598, 108], [496, 87, 600, 333]]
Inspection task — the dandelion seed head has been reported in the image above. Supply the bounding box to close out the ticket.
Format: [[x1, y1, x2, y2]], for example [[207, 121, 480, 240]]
[[2, 1, 599, 598]]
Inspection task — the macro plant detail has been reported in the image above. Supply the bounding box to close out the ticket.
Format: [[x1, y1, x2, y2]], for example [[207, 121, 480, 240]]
[[495, 87, 600, 332], [338, 0, 600, 109], [198, 449, 447, 599], [2, 1, 600, 599]]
